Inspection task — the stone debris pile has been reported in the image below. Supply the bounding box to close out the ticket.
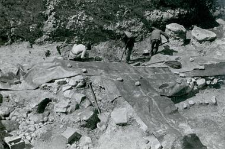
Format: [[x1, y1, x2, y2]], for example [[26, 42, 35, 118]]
[[176, 95, 218, 111]]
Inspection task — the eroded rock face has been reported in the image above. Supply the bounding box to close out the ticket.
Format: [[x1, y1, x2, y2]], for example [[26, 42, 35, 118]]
[[191, 26, 217, 43]]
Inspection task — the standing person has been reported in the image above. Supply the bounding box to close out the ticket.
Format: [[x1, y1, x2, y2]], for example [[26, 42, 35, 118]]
[[150, 27, 169, 57], [69, 43, 91, 61], [122, 31, 135, 63]]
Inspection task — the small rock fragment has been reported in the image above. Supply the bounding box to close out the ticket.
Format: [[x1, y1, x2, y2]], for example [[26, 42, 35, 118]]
[[198, 65, 205, 70], [193, 86, 198, 92], [186, 78, 192, 84], [176, 78, 182, 84], [143, 50, 149, 55], [63, 90, 73, 98], [111, 108, 128, 125], [29, 114, 43, 124], [43, 117, 48, 122], [183, 103, 188, 109], [67, 101, 78, 114], [211, 78, 218, 85], [55, 79, 67, 86], [28, 125, 36, 132], [188, 100, 195, 106], [144, 139, 150, 144], [79, 108, 94, 121], [189, 58, 194, 62], [135, 81, 141, 86], [196, 78, 206, 88], [206, 80, 211, 85], [82, 69, 87, 73], [70, 75, 86, 88], [97, 122, 106, 131], [0, 107, 10, 117], [62, 85, 72, 92], [67, 63, 72, 68], [116, 77, 123, 82], [68, 79, 78, 86], [204, 101, 209, 105], [211, 96, 217, 105], [80, 100, 92, 108], [179, 73, 186, 78], [98, 112, 110, 123], [26, 135, 32, 141]]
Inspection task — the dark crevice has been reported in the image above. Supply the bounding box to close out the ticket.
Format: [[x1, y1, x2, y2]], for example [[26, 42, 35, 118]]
[[182, 134, 207, 149], [36, 98, 52, 113]]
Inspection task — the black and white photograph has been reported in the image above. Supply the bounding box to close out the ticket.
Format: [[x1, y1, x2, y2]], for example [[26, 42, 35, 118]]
[[0, 0, 225, 148]]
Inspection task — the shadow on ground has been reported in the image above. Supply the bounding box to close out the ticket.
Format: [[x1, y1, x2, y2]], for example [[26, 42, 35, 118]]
[[159, 45, 178, 56]]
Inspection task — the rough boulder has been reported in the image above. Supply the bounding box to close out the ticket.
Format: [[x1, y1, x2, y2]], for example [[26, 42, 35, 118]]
[[165, 23, 186, 45], [191, 26, 216, 43]]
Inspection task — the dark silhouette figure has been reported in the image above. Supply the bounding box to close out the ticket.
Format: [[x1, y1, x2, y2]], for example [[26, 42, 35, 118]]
[[150, 27, 169, 57], [122, 31, 135, 63]]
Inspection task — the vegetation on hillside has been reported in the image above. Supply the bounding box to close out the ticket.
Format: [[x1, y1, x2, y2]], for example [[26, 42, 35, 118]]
[[0, 0, 221, 44]]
